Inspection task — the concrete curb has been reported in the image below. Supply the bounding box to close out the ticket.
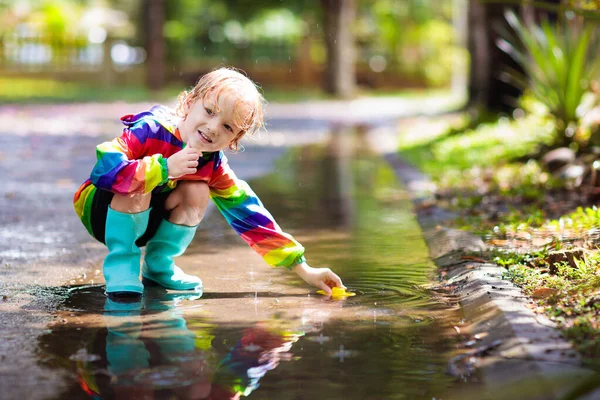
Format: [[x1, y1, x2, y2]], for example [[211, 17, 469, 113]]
[[385, 152, 600, 400]]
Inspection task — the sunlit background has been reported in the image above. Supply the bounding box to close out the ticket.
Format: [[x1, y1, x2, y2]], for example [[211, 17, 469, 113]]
[[0, 0, 468, 103]]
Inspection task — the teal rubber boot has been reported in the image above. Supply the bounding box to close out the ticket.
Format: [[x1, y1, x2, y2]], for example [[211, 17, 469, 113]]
[[103, 207, 150, 296], [142, 219, 203, 291]]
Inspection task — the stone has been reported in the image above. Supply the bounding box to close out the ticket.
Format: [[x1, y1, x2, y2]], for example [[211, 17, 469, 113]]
[[542, 147, 576, 173], [546, 248, 589, 274]]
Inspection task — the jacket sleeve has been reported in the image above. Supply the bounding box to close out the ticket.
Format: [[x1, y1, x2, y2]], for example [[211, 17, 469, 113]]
[[208, 155, 306, 268], [90, 119, 169, 195]]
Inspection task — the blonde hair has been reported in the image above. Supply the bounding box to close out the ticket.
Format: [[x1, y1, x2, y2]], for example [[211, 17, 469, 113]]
[[176, 67, 265, 152]]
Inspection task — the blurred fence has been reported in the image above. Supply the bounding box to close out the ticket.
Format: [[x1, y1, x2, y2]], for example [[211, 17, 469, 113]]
[[0, 33, 431, 89], [0, 34, 145, 85]]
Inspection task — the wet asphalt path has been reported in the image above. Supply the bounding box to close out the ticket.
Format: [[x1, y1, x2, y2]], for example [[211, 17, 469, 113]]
[[0, 95, 458, 400], [0, 100, 347, 399]]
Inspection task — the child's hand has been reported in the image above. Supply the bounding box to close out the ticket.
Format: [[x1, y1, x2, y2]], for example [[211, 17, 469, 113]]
[[292, 262, 346, 295], [167, 147, 201, 179]]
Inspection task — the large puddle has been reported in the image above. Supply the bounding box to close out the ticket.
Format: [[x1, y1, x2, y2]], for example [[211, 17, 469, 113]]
[[36, 130, 475, 399]]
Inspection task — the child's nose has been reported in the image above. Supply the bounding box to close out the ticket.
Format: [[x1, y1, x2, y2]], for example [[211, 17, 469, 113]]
[[208, 120, 219, 133]]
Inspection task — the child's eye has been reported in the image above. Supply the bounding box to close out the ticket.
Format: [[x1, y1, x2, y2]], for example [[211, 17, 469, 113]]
[[224, 124, 233, 132], [205, 108, 213, 115]]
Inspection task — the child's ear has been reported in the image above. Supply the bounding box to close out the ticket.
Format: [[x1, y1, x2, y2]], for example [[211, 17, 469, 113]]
[[182, 97, 194, 117]]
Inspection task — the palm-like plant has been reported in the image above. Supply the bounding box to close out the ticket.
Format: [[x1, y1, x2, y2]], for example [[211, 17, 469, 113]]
[[497, 10, 600, 146]]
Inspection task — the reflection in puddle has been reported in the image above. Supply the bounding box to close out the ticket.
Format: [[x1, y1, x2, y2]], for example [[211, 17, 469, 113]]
[[44, 287, 303, 399], [38, 127, 474, 399]]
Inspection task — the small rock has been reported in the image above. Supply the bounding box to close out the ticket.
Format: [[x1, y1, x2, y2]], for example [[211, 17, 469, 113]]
[[546, 248, 588, 274], [542, 147, 576, 172]]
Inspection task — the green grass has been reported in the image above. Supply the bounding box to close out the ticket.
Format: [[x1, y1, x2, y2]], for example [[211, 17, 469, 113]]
[[399, 112, 561, 202], [399, 113, 556, 174], [0, 77, 183, 103], [0, 77, 457, 104]]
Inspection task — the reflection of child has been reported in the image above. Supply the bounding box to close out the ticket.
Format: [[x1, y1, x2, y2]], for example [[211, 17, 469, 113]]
[[78, 296, 300, 400], [73, 67, 345, 297], [210, 324, 302, 399]]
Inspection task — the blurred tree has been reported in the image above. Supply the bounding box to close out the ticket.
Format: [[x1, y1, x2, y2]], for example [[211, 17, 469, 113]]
[[356, 0, 457, 87], [143, 0, 165, 90], [468, 0, 523, 112], [232, 0, 358, 97], [158, 0, 357, 97], [321, 0, 356, 98]]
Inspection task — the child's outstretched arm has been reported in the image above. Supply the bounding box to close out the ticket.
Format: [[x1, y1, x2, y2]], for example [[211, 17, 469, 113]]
[[208, 154, 345, 293]]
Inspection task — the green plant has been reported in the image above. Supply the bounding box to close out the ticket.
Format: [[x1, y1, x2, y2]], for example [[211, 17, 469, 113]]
[[498, 10, 600, 146]]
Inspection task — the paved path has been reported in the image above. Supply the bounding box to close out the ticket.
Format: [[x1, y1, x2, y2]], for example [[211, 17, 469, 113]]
[[0, 94, 461, 400]]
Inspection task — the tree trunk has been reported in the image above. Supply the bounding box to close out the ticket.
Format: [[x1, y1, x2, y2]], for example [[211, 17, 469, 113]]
[[320, 0, 356, 98], [468, 0, 569, 112], [144, 0, 165, 90], [467, 0, 490, 109], [467, 0, 523, 112]]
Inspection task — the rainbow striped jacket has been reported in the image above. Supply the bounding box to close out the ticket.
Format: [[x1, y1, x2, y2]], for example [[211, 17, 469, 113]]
[[73, 105, 305, 268]]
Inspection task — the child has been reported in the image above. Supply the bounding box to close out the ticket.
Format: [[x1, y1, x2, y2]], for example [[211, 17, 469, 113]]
[[73, 67, 345, 298]]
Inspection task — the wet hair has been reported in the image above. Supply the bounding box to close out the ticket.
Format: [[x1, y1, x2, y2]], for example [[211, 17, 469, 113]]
[[176, 67, 265, 152]]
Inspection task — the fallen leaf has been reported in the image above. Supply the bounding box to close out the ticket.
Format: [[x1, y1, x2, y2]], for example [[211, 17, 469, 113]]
[[532, 288, 559, 299]]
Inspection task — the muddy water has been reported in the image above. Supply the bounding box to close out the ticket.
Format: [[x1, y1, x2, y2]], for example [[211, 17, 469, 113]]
[[37, 132, 472, 400]]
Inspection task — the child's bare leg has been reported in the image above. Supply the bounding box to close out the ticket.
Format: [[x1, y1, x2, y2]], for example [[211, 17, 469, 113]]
[[142, 181, 208, 291], [164, 181, 210, 226], [110, 192, 151, 213]]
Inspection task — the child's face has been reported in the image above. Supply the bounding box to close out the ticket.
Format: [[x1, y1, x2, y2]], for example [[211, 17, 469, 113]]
[[178, 89, 248, 152]]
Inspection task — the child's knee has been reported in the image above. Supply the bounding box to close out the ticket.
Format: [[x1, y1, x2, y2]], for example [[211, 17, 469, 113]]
[[165, 181, 209, 225], [184, 181, 210, 206], [110, 192, 151, 213], [167, 181, 209, 212]]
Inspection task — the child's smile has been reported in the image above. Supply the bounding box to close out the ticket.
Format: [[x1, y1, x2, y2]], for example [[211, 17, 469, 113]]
[[198, 130, 213, 143]]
